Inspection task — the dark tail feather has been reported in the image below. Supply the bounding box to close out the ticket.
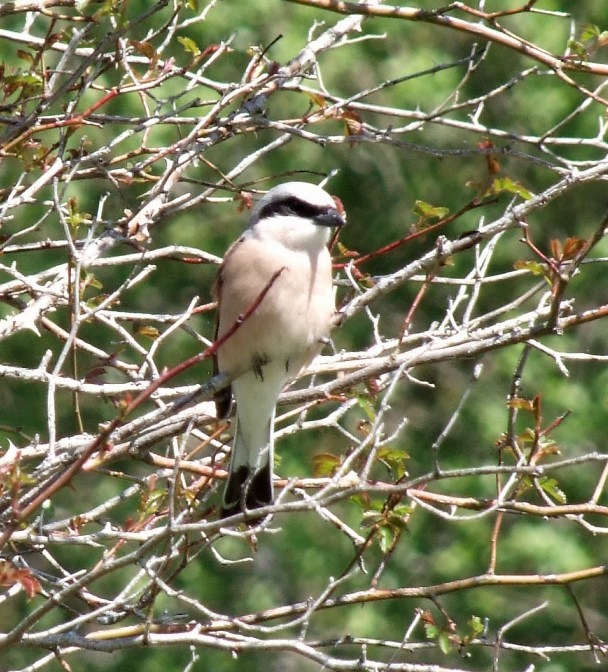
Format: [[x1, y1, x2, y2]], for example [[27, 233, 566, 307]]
[[214, 384, 232, 420], [221, 463, 273, 518], [212, 350, 232, 419]]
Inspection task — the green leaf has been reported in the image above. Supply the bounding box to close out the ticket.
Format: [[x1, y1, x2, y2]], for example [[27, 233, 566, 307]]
[[506, 396, 536, 412], [85, 274, 103, 290], [134, 324, 160, 340], [356, 395, 376, 422], [4, 71, 43, 90], [377, 447, 409, 463], [490, 176, 534, 200], [349, 494, 370, 510], [66, 197, 92, 229], [391, 503, 413, 519], [581, 24, 601, 42], [141, 488, 167, 515], [86, 293, 111, 308], [566, 39, 587, 60], [177, 36, 201, 57], [377, 446, 409, 479], [438, 631, 452, 655], [66, 211, 92, 228], [378, 523, 395, 552], [386, 509, 411, 528], [413, 199, 449, 220], [536, 437, 561, 458], [467, 615, 484, 639], [539, 476, 567, 504], [360, 510, 383, 527], [311, 452, 340, 478], [517, 427, 536, 445], [513, 259, 550, 280]]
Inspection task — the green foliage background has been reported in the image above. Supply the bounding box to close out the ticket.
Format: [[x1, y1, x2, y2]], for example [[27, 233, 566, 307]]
[[1, 1, 608, 671]]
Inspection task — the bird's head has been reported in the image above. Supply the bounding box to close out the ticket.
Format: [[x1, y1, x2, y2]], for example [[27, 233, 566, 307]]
[[248, 181, 346, 251]]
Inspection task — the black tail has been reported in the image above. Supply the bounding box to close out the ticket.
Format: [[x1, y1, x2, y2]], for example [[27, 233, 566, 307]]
[[221, 463, 273, 518]]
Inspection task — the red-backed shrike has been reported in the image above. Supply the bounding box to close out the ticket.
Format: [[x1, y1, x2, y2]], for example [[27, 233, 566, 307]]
[[213, 182, 345, 517]]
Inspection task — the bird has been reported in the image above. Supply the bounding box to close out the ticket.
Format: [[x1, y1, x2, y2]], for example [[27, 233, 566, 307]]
[[213, 181, 346, 518]]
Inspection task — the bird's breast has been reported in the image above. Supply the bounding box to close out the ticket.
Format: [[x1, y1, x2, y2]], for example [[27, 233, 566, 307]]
[[216, 240, 334, 378]]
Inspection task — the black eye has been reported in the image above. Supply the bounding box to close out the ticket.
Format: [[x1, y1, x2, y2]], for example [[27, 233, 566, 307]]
[[258, 196, 332, 221]]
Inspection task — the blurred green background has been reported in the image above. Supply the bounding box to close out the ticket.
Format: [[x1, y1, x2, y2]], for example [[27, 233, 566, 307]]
[[1, 1, 608, 670]]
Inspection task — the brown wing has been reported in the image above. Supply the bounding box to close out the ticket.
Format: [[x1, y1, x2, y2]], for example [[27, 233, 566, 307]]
[[212, 262, 233, 419]]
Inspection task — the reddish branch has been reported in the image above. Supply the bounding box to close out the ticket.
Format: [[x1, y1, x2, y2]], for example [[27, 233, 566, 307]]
[[2, 88, 122, 155], [0, 267, 286, 551]]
